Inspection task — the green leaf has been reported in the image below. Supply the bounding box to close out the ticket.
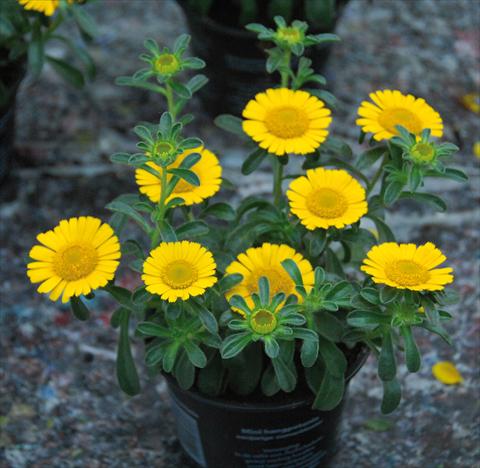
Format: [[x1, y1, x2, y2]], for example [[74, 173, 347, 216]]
[[363, 417, 394, 432], [106, 201, 151, 233], [184, 341, 207, 368], [401, 326, 421, 372], [105, 285, 133, 310], [241, 147, 267, 175], [314, 312, 344, 342], [110, 308, 123, 329], [368, 215, 395, 242], [357, 146, 387, 170], [186, 74, 208, 94], [176, 220, 209, 239], [195, 302, 218, 333], [264, 337, 280, 359], [169, 167, 200, 186], [427, 167, 468, 182], [217, 274, 243, 294], [301, 339, 319, 368], [201, 203, 236, 221], [325, 248, 344, 276], [271, 356, 296, 392], [380, 287, 398, 304], [71, 5, 97, 37], [347, 310, 390, 328], [214, 114, 244, 136], [46, 56, 84, 89], [383, 181, 404, 205], [318, 337, 347, 378], [170, 80, 192, 99], [70, 296, 90, 321], [197, 353, 225, 396], [261, 365, 280, 396], [381, 378, 401, 414], [313, 370, 345, 411], [163, 342, 180, 373], [281, 258, 304, 288], [158, 220, 177, 242], [137, 322, 170, 338], [121, 239, 145, 259], [221, 333, 252, 359], [116, 309, 140, 396], [173, 350, 195, 389], [360, 287, 380, 304], [145, 343, 166, 367], [378, 331, 396, 381], [399, 192, 447, 212], [28, 22, 44, 78]]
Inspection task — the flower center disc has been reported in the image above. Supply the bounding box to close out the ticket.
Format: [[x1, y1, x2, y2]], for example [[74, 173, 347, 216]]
[[378, 107, 422, 135], [251, 309, 277, 335], [306, 188, 348, 218], [386, 260, 430, 287], [412, 142, 435, 162], [265, 106, 309, 138], [247, 268, 293, 296], [276, 27, 302, 44], [155, 54, 179, 74], [53, 244, 98, 281], [163, 260, 198, 289]]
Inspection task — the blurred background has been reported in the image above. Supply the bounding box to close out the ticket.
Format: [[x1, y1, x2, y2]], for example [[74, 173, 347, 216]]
[[1, 0, 479, 466]]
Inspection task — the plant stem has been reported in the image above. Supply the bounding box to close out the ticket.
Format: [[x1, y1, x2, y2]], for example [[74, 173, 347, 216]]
[[165, 81, 176, 119], [272, 156, 283, 207], [367, 155, 387, 195], [280, 49, 291, 88]]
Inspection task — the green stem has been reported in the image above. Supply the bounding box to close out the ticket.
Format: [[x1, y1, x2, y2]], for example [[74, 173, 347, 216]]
[[272, 156, 283, 207], [156, 166, 169, 222], [165, 81, 177, 119], [280, 49, 291, 88], [367, 155, 387, 195]]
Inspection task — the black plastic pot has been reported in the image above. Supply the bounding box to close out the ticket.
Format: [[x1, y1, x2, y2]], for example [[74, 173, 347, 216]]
[[177, 1, 349, 116], [0, 52, 26, 184], [166, 346, 368, 468]]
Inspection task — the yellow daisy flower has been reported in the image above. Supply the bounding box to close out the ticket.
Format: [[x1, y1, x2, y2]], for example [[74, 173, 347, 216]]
[[361, 242, 454, 291], [287, 168, 368, 230], [242, 88, 332, 156], [142, 241, 217, 302], [432, 361, 464, 385], [135, 147, 222, 206], [27, 217, 121, 303], [18, 0, 68, 16], [225, 243, 314, 310], [356, 90, 443, 141]]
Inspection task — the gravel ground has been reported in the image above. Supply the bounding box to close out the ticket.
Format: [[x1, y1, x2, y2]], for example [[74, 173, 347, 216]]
[[1, 0, 479, 467]]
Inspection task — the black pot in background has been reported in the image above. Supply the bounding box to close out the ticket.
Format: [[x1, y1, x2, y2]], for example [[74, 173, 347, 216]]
[[177, 1, 349, 117], [0, 52, 26, 184], [166, 345, 368, 468]]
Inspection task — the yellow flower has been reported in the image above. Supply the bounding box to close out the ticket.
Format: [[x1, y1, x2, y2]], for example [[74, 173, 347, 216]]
[[460, 93, 480, 114], [154, 53, 180, 75], [357, 90, 443, 141], [18, 0, 69, 15], [135, 147, 222, 206], [432, 361, 464, 385], [242, 88, 332, 156], [142, 241, 217, 302], [474, 142, 480, 159], [287, 168, 368, 230], [361, 242, 454, 291], [225, 243, 314, 311], [27, 217, 121, 303]]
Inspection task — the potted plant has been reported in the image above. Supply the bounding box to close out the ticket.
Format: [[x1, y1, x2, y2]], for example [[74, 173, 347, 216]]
[[26, 17, 465, 467], [175, 0, 348, 115], [0, 0, 96, 182]]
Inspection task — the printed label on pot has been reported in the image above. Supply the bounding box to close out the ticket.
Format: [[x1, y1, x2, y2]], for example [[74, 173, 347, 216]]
[[233, 417, 327, 467], [170, 393, 206, 467]]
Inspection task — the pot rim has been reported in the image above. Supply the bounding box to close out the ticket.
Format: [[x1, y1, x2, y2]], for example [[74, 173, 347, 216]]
[[165, 344, 369, 412]]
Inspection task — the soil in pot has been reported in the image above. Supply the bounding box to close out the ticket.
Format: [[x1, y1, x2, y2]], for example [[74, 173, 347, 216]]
[[166, 344, 368, 468]]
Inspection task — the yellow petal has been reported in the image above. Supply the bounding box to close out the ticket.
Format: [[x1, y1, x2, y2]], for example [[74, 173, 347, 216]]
[[432, 361, 464, 385]]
